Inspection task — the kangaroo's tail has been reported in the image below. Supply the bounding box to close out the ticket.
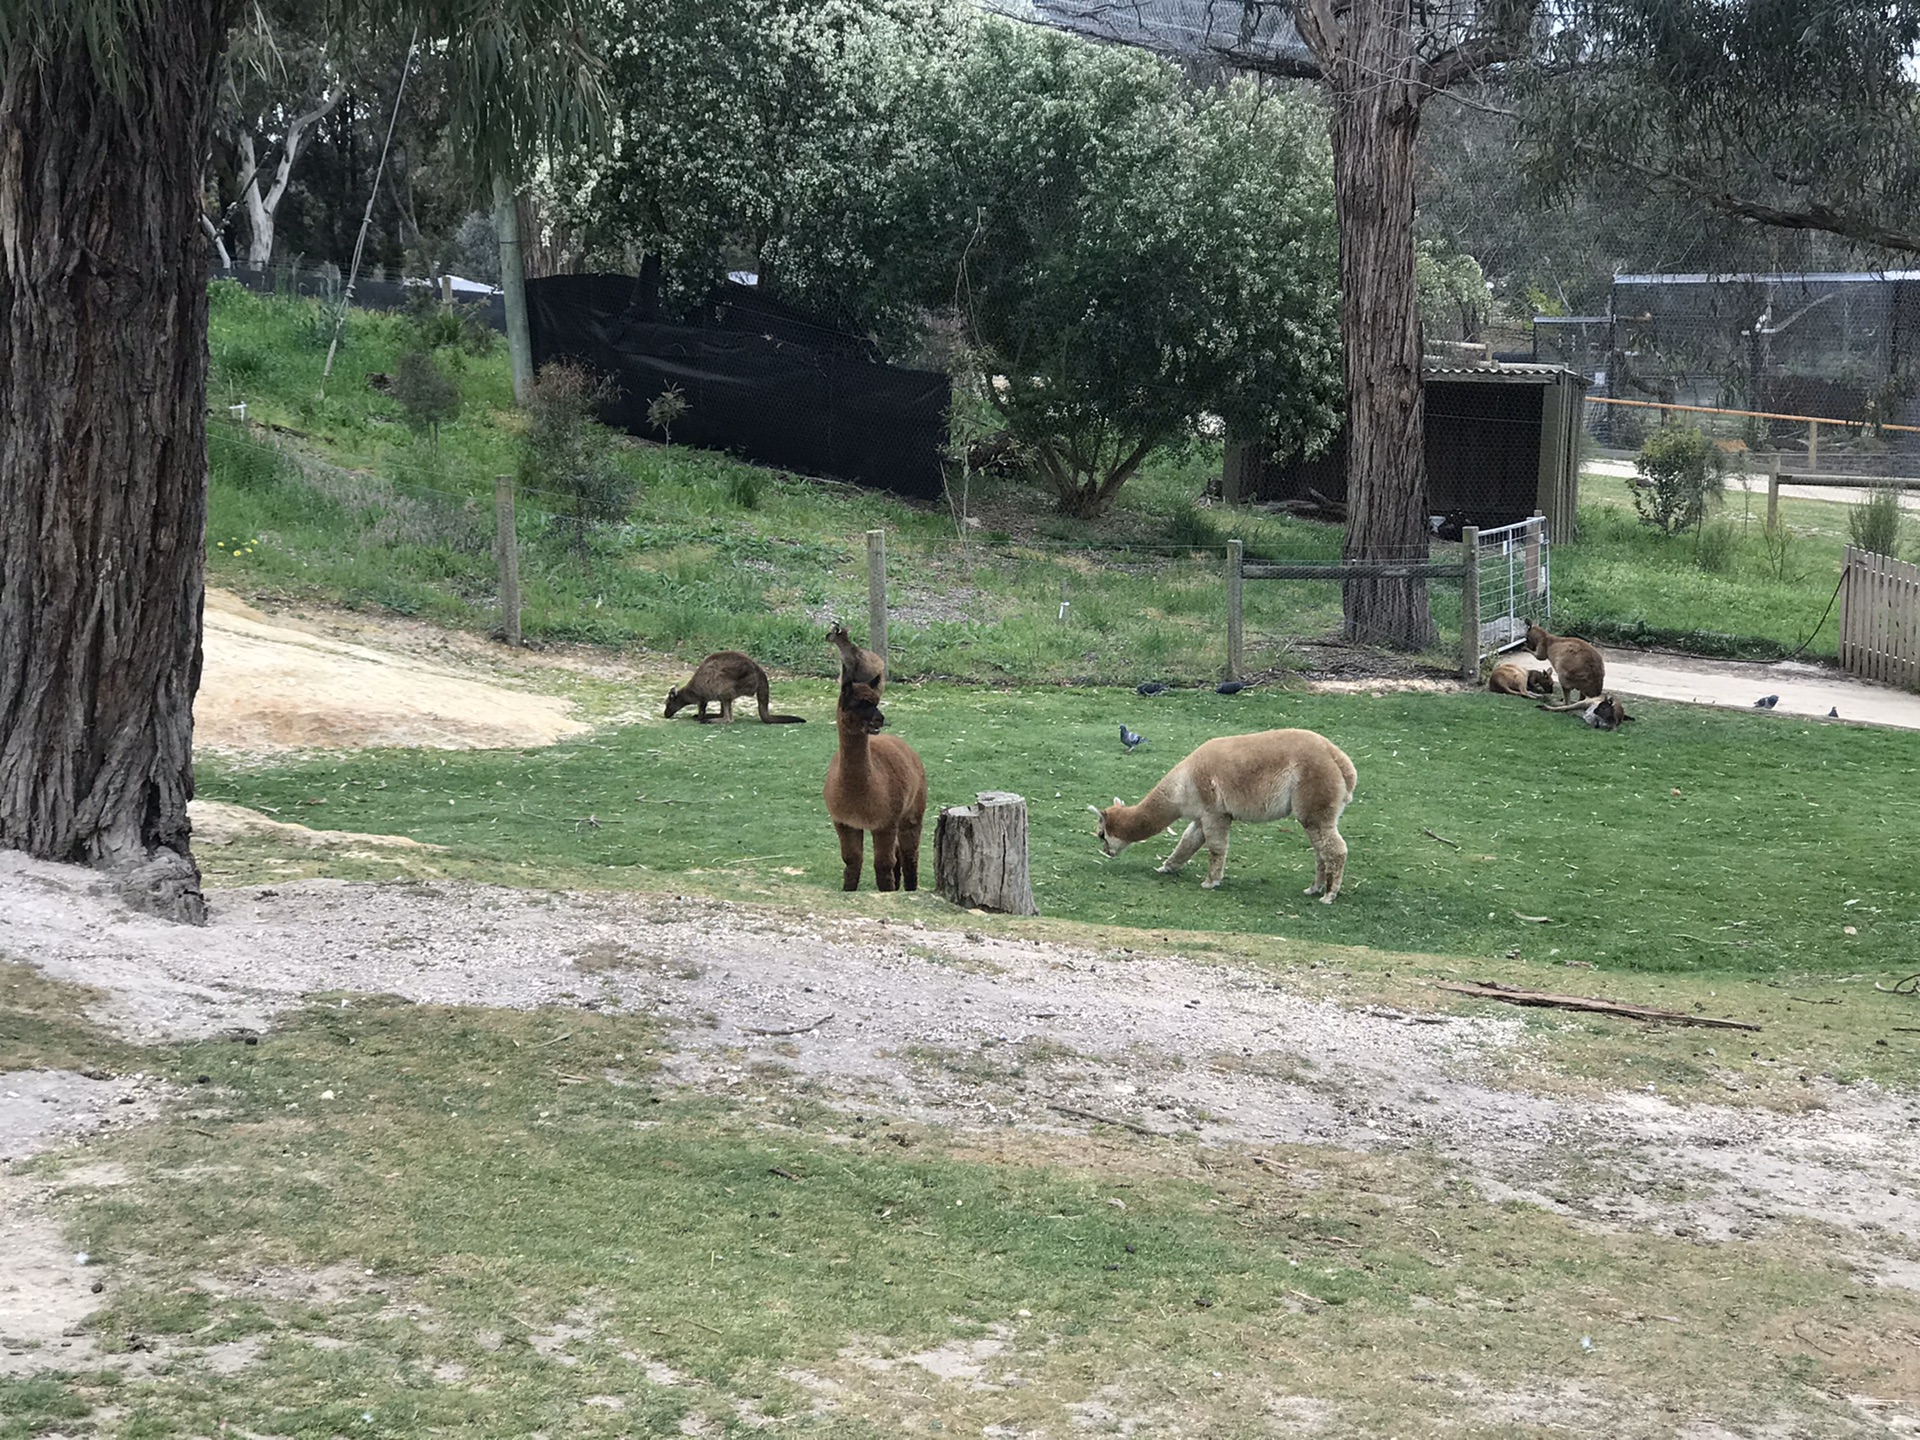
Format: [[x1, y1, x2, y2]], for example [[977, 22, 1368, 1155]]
[[755, 671, 806, 723]]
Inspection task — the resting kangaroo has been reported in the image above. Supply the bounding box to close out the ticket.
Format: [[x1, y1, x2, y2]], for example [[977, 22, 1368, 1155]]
[[823, 683, 927, 892], [827, 622, 885, 694], [1488, 660, 1556, 697], [1524, 621, 1605, 703], [1540, 694, 1634, 730], [1090, 728, 1357, 903], [665, 652, 804, 724]]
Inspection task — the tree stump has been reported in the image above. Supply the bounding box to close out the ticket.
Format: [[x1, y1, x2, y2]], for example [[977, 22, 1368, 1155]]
[[934, 791, 1038, 915]]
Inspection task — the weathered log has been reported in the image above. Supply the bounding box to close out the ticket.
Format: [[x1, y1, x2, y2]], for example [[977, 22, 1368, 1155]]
[[1434, 980, 1761, 1031], [934, 791, 1038, 915]]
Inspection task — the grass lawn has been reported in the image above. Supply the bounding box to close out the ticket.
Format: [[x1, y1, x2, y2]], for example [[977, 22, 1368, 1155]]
[[198, 683, 1920, 980], [9, 986, 1903, 1439]]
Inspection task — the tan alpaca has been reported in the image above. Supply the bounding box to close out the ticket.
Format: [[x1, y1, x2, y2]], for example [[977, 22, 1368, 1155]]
[[1487, 660, 1555, 697], [1524, 621, 1605, 703], [664, 651, 805, 724], [827, 622, 885, 694], [1090, 729, 1357, 903], [823, 683, 927, 892]]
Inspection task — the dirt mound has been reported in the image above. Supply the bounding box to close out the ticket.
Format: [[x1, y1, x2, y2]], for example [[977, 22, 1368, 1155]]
[[189, 800, 443, 851], [196, 590, 589, 753]]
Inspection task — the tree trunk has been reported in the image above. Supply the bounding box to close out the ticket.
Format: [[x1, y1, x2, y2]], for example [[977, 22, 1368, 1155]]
[[934, 792, 1037, 915], [0, 1, 226, 922], [1306, 1, 1438, 650]]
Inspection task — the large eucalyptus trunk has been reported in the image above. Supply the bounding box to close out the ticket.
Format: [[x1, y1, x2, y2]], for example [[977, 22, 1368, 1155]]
[[1301, 0, 1439, 650], [0, 1, 228, 921]]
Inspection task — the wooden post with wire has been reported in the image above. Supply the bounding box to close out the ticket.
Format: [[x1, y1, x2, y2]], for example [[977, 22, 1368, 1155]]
[[495, 474, 522, 647], [866, 529, 888, 672], [1459, 526, 1480, 682], [1766, 454, 1782, 530], [1226, 539, 1244, 679]]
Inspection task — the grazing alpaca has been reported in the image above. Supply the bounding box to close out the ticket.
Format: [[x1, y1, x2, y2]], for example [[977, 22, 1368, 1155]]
[[1524, 621, 1605, 703], [664, 651, 805, 724], [823, 683, 927, 892], [1090, 728, 1357, 903], [1487, 659, 1555, 697], [827, 622, 885, 694]]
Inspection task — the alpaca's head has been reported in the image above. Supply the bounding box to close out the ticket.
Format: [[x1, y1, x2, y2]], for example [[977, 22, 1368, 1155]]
[[838, 682, 886, 735], [1087, 798, 1129, 857]]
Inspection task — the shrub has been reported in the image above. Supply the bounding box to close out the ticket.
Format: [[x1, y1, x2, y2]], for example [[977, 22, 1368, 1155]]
[[725, 468, 764, 510], [521, 362, 636, 548], [1632, 425, 1724, 535], [1848, 486, 1904, 557], [647, 384, 690, 445], [1164, 501, 1220, 551], [1693, 519, 1738, 573], [392, 350, 462, 447]]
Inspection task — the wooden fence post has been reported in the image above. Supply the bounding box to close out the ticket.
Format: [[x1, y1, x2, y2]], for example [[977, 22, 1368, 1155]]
[[866, 529, 888, 671], [495, 474, 522, 646], [1807, 419, 1820, 472], [1766, 454, 1781, 530], [1459, 526, 1480, 682], [1226, 539, 1244, 679], [1525, 511, 1544, 598], [935, 791, 1038, 915]]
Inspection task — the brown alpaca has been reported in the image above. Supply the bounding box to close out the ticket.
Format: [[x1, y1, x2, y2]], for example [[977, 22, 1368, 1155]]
[[1488, 660, 1556, 697], [1090, 729, 1357, 903], [823, 683, 927, 892], [1524, 621, 1606, 703], [827, 622, 885, 694], [664, 651, 804, 724]]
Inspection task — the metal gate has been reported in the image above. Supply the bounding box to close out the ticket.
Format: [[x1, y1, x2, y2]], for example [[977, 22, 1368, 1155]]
[[1473, 516, 1550, 660]]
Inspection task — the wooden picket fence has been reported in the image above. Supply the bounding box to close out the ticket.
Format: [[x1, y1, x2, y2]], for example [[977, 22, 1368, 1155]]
[[1839, 545, 1920, 690]]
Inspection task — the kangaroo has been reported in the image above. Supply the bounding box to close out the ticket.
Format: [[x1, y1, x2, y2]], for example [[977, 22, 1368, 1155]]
[[1090, 728, 1357, 903], [1524, 621, 1606, 703], [823, 683, 927, 892], [827, 622, 885, 695], [664, 652, 804, 724], [1540, 694, 1634, 730], [1488, 660, 1556, 697]]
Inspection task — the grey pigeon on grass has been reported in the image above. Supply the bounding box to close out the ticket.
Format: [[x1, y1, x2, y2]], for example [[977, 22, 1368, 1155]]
[[1829, 707, 1840, 719], [1135, 681, 1169, 697], [1119, 724, 1147, 753], [1216, 679, 1256, 695], [1754, 694, 1780, 709]]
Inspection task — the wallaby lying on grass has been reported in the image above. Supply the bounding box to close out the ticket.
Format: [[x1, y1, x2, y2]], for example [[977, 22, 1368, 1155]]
[[824, 683, 927, 891], [827, 622, 885, 694], [1524, 621, 1605, 703], [1090, 728, 1357, 903], [1488, 660, 1556, 697], [664, 652, 804, 724], [1540, 694, 1634, 730]]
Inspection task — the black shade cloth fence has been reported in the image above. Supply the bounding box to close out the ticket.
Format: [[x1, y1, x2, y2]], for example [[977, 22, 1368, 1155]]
[[525, 273, 952, 499]]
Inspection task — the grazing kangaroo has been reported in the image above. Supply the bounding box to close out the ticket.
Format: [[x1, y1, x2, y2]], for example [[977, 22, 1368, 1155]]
[[827, 622, 885, 694], [664, 652, 805, 724], [1090, 728, 1357, 903], [1540, 694, 1634, 730], [1524, 621, 1606, 703], [1488, 660, 1556, 697], [823, 683, 927, 891]]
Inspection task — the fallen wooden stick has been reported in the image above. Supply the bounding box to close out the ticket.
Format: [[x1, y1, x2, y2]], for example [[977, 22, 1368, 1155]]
[[1421, 828, 1461, 849], [1048, 1102, 1166, 1138], [743, 1012, 835, 1037], [1433, 980, 1761, 1031]]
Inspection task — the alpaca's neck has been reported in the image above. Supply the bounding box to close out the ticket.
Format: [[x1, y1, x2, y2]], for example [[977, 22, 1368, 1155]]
[[1111, 786, 1182, 843], [834, 721, 873, 774]]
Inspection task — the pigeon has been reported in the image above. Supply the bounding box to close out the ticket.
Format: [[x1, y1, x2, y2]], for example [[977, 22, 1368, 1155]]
[[1119, 724, 1147, 753], [1215, 679, 1256, 695], [1135, 681, 1169, 697], [1829, 706, 1840, 718], [1753, 694, 1780, 709]]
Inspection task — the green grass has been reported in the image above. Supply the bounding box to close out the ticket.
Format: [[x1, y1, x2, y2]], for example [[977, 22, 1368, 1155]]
[[16, 997, 1903, 1437], [198, 684, 1920, 979]]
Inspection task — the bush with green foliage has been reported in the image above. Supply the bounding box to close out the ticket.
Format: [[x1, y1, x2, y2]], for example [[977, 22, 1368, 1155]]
[[1631, 425, 1723, 534], [392, 350, 461, 447], [1693, 518, 1738, 573], [521, 362, 636, 547], [1848, 485, 1904, 557]]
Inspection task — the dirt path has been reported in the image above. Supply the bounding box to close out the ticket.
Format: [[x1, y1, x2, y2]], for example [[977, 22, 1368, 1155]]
[[1604, 650, 1920, 729]]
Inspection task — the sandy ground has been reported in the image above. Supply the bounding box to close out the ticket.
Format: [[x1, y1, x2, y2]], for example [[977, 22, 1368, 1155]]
[[1605, 651, 1920, 728], [4, 596, 1919, 1424]]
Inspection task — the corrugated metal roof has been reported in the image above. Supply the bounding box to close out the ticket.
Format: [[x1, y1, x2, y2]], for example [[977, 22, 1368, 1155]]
[[1615, 271, 1920, 286], [1422, 362, 1588, 385]]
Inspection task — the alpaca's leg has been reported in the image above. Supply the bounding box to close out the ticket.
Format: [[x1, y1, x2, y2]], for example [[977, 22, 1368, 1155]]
[[835, 823, 865, 891], [872, 828, 900, 891], [1158, 820, 1206, 874], [1200, 816, 1232, 889], [899, 813, 924, 892], [1304, 823, 1347, 902]]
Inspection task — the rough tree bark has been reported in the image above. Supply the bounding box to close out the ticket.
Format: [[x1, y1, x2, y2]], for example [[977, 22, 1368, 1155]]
[[0, 0, 229, 921], [1295, 0, 1437, 649], [934, 791, 1038, 916]]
